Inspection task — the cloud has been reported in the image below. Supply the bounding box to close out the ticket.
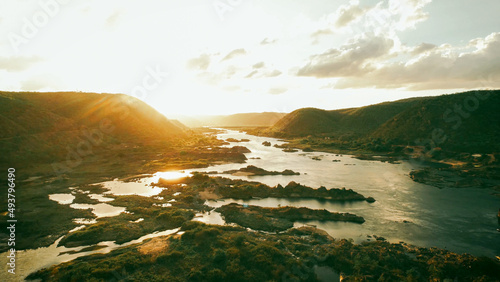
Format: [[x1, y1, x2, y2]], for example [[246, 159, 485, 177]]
[[244, 68, 282, 79], [334, 0, 367, 28], [297, 34, 394, 77], [267, 69, 282, 77], [187, 54, 211, 70], [363, 0, 432, 32], [0, 56, 42, 72], [245, 70, 258, 78], [223, 85, 241, 92], [20, 74, 59, 91], [410, 42, 436, 55], [252, 62, 265, 69], [260, 38, 277, 45], [268, 87, 287, 95], [106, 10, 123, 27], [334, 32, 500, 90], [221, 48, 246, 61], [310, 29, 334, 44]]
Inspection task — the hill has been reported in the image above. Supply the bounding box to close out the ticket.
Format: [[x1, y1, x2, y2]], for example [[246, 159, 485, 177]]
[[173, 112, 287, 127], [0, 91, 187, 165], [268, 90, 500, 153]]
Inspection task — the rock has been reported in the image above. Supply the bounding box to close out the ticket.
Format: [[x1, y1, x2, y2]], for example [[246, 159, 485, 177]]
[[365, 197, 376, 203], [262, 141, 271, 146], [230, 146, 251, 153]]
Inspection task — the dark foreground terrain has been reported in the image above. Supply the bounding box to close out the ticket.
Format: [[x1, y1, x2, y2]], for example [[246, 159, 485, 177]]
[[29, 222, 500, 281]]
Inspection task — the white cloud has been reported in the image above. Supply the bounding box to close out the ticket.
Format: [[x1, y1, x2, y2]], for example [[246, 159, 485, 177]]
[[268, 87, 288, 95], [310, 29, 334, 44], [106, 9, 123, 27], [221, 48, 247, 61], [260, 38, 277, 45], [334, 0, 368, 28], [187, 54, 211, 71], [297, 34, 395, 77], [245, 70, 258, 78], [410, 42, 436, 55], [20, 74, 60, 91], [252, 62, 265, 69], [333, 32, 500, 90], [0, 56, 42, 72]]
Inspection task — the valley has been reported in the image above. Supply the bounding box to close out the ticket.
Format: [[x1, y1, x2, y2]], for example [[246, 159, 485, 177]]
[[1, 91, 499, 281]]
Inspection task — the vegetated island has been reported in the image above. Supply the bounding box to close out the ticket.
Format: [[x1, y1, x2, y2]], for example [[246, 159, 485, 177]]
[[157, 173, 375, 203], [221, 165, 300, 176], [29, 222, 500, 281], [216, 203, 365, 232], [52, 172, 375, 250]]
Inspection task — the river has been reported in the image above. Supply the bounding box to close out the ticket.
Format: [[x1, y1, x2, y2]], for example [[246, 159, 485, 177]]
[[188, 129, 499, 258], [2, 129, 499, 281]]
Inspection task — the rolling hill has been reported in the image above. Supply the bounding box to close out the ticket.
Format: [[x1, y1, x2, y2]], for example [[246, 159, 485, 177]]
[[172, 112, 287, 127], [0, 91, 187, 165], [268, 90, 500, 153]]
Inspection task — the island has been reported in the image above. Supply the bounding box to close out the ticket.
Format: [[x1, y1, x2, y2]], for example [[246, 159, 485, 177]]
[[216, 203, 365, 232], [222, 165, 300, 176]]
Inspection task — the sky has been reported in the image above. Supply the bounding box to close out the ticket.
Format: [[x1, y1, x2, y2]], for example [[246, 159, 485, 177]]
[[0, 0, 499, 116]]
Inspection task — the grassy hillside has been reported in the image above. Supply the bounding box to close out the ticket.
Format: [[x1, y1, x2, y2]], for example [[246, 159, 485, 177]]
[[0, 91, 186, 165], [268, 90, 500, 153], [371, 91, 500, 153], [271, 98, 421, 137]]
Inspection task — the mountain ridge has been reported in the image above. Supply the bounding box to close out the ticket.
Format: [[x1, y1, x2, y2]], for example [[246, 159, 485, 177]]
[[172, 112, 287, 127]]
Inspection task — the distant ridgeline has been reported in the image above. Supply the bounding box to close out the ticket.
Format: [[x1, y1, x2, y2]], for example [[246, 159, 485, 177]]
[[0, 91, 188, 165], [267, 90, 500, 154]]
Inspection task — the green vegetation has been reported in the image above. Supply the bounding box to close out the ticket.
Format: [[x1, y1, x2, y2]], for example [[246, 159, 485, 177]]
[[29, 223, 500, 281], [216, 203, 365, 232]]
